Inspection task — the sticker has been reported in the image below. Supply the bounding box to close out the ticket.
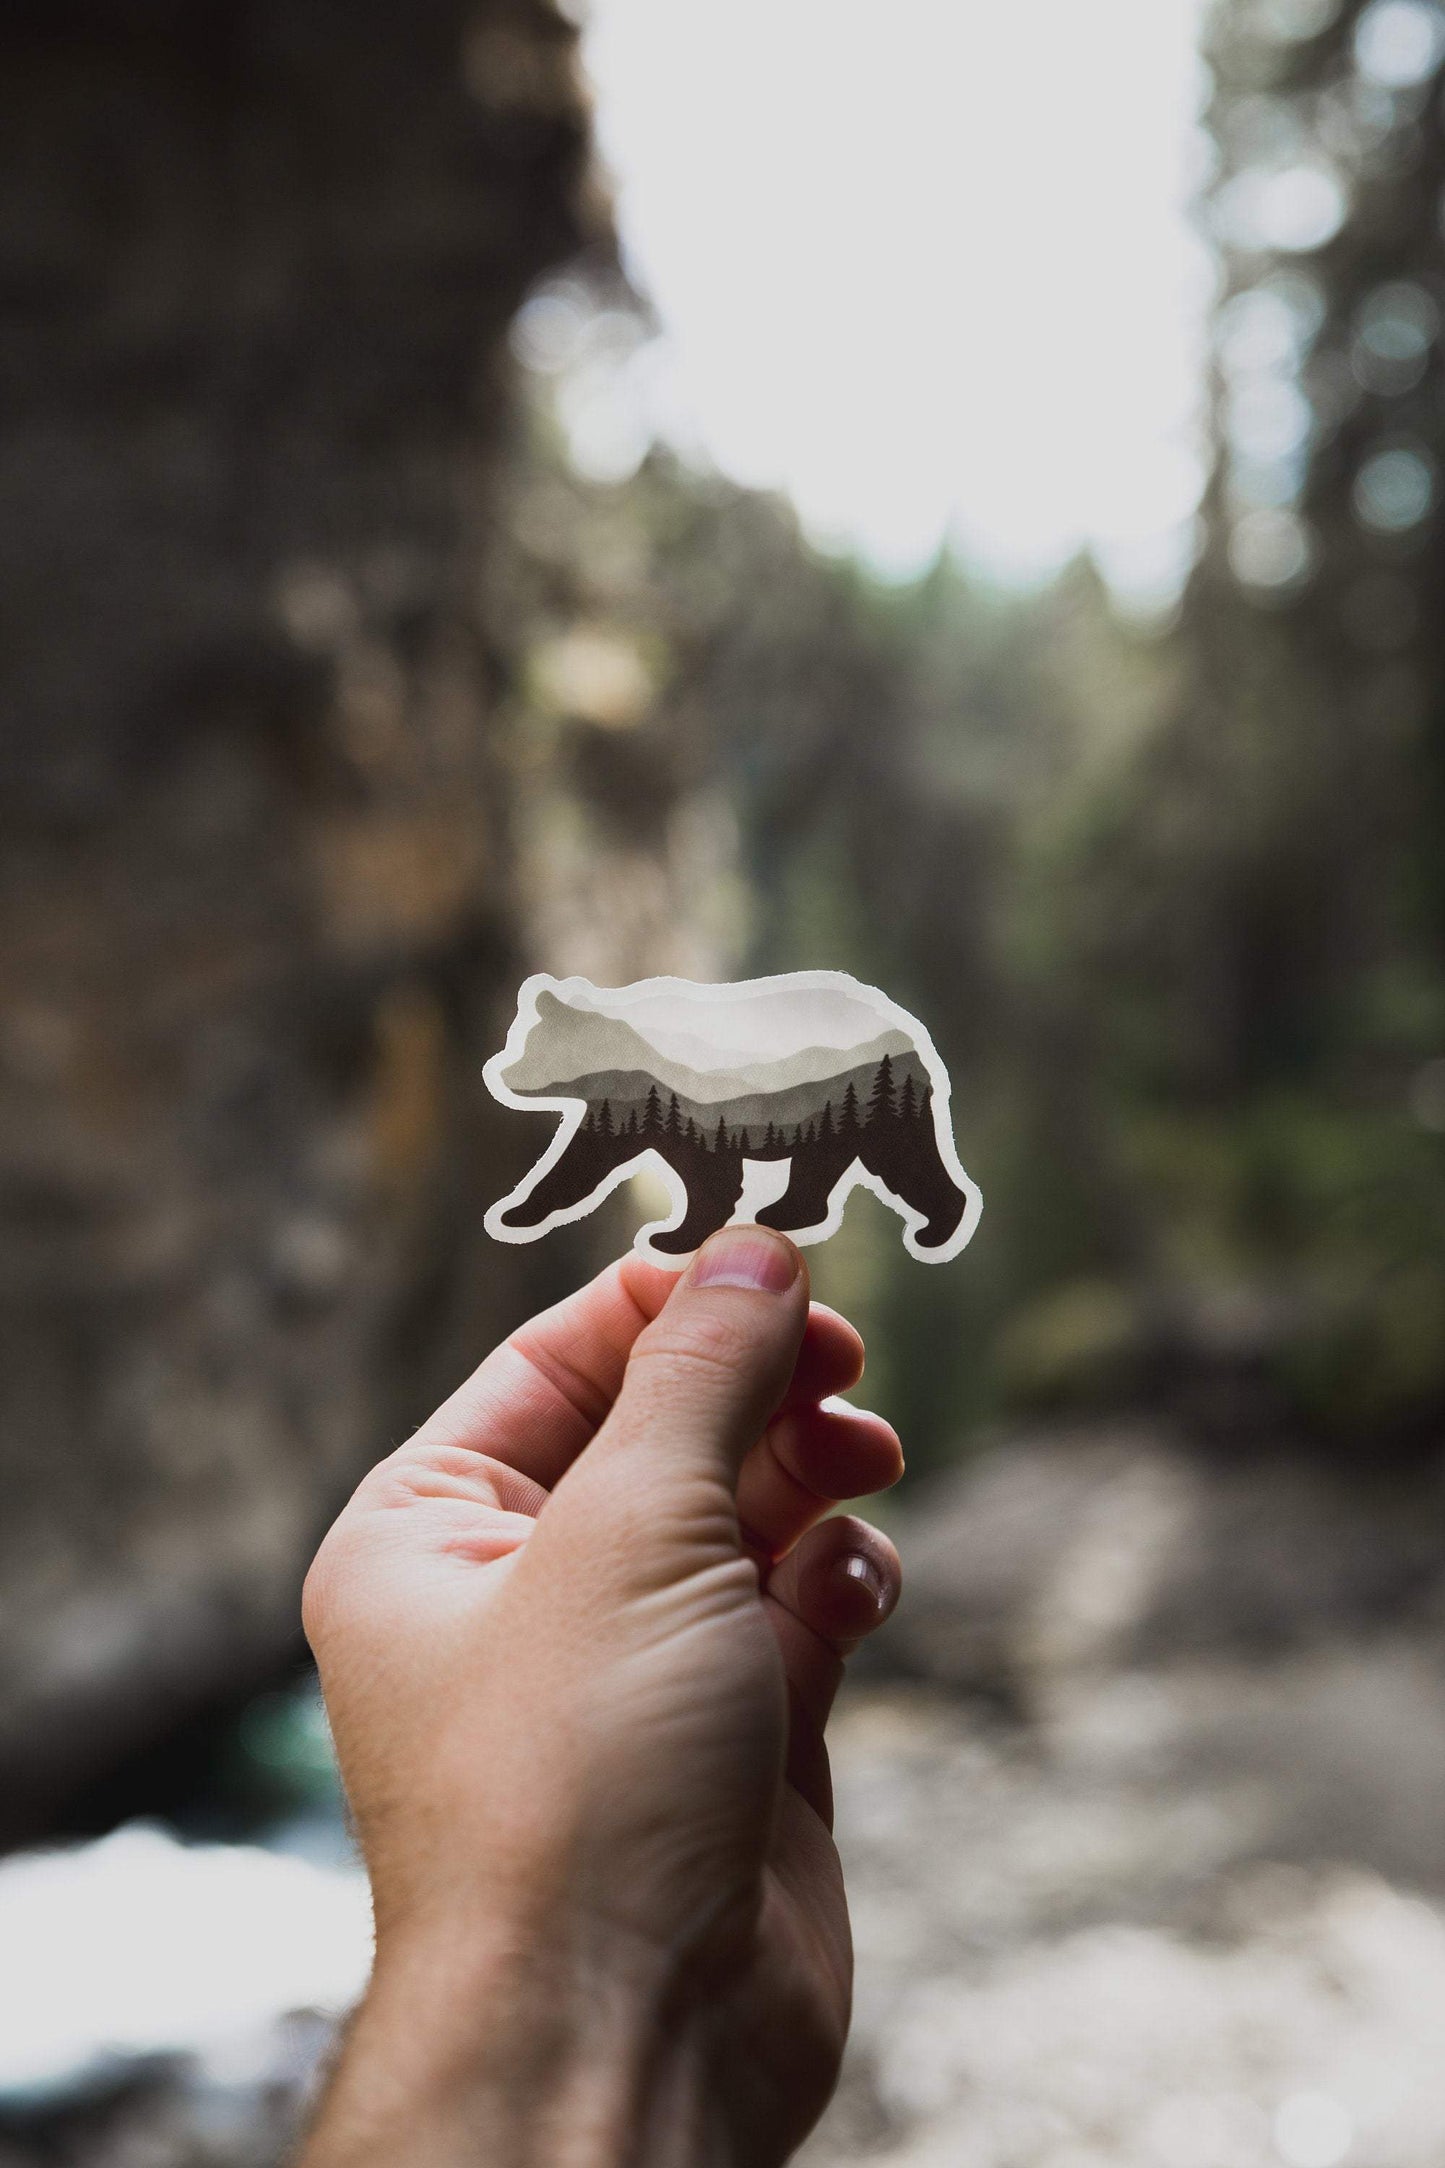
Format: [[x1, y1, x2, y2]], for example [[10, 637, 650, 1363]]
[[483, 971, 982, 1266]]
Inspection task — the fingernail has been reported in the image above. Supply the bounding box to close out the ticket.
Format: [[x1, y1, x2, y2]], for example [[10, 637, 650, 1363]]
[[841, 1551, 887, 1612], [689, 1226, 799, 1294]]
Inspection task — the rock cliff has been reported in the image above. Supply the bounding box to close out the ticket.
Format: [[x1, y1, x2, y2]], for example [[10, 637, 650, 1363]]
[[0, 0, 594, 1844]]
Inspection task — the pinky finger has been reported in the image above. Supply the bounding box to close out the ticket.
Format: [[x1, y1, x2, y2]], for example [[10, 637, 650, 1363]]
[[767, 1514, 901, 1698], [762, 1517, 902, 1825]]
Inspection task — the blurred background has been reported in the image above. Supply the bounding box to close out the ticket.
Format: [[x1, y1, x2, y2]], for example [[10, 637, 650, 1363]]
[[4, 0, 1445, 2161]]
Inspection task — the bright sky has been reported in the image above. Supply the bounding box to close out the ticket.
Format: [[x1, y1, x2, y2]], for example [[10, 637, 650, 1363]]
[[573, 0, 1214, 605], [592, 979, 903, 1067]]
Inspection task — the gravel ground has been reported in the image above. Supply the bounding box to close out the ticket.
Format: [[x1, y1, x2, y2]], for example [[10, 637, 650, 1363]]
[[802, 1645, 1445, 2168]]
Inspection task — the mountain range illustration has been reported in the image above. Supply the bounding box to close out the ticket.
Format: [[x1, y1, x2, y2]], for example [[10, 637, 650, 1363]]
[[485, 974, 980, 1262], [501, 1006, 920, 1133]]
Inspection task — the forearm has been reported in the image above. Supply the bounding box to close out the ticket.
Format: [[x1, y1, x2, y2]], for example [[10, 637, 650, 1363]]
[[300, 1917, 730, 2168]]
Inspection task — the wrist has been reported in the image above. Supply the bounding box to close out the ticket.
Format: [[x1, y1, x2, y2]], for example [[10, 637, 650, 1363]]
[[303, 1904, 728, 2168]]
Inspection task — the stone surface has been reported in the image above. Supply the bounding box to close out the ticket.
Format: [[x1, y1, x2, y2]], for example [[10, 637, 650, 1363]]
[[0, 0, 592, 1843], [801, 1642, 1445, 2166], [797, 1426, 1445, 2163], [884, 1425, 1445, 1701]]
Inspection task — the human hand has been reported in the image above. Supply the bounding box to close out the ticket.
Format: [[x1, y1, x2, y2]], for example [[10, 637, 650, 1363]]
[[300, 1225, 903, 2168]]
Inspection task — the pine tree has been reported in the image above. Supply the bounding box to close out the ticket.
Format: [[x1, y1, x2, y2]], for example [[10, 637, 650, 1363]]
[[840, 1080, 860, 1136], [665, 1091, 682, 1140], [714, 1115, 730, 1156], [599, 1099, 613, 1139], [643, 1084, 663, 1135], [625, 1107, 639, 1139], [817, 1101, 834, 1143], [866, 1053, 896, 1126], [763, 1121, 777, 1152], [1166, 0, 1445, 1087], [791, 1124, 805, 1151], [897, 1072, 918, 1126], [734, 1128, 750, 1152], [582, 1104, 596, 1135]]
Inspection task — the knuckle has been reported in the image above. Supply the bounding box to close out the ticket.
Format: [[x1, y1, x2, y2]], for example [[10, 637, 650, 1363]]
[[298, 1505, 366, 1646], [299, 1546, 335, 1646], [632, 1308, 754, 1384]]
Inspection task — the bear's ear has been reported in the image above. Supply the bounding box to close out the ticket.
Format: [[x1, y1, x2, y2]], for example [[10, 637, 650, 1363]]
[[534, 987, 574, 1019]]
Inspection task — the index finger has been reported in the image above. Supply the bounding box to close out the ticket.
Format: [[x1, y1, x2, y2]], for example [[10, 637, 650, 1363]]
[[409, 1253, 866, 1491]]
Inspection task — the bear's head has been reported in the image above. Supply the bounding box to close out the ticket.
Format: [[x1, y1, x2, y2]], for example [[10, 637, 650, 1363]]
[[498, 982, 604, 1098]]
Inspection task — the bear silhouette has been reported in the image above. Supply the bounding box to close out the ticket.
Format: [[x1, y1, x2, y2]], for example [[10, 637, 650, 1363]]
[[483, 971, 981, 1263]]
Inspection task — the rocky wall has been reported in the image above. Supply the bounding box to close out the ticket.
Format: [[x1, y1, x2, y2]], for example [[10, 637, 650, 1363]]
[[0, 0, 594, 1843]]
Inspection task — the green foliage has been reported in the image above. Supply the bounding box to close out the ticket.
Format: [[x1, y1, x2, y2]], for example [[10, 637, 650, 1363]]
[[510, 20, 1445, 1465], [995, 1280, 1146, 1414]]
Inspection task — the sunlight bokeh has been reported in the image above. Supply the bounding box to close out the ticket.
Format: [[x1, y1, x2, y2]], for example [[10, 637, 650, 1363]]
[[579, 0, 1214, 603]]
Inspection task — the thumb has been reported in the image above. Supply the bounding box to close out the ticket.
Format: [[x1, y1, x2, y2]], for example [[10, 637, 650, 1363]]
[[569, 1226, 809, 1519]]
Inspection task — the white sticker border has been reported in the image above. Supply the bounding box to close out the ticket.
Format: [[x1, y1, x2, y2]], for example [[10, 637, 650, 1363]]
[[482, 969, 983, 1268]]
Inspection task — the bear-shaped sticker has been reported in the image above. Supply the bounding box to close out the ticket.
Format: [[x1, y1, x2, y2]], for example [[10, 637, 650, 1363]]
[[483, 970, 981, 1266]]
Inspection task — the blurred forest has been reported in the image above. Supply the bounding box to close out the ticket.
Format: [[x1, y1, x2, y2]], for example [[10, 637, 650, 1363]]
[[6, 0, 1445, 2160], [510, 0, 1445, 1474], [6, 0, 1445, 1839]]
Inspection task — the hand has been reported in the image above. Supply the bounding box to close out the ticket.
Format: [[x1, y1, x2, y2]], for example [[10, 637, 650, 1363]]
[[300, 1225, 903, 2168]]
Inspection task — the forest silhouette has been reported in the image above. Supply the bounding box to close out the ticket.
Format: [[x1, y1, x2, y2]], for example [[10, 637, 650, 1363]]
[[504, 1053, 970, 1253]]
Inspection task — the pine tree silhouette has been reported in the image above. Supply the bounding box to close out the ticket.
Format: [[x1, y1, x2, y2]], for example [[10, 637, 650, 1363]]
[[763, 1121, 777, 1153], [866, 1054, 896, 1127], [818, 1101, 835, 1143], [599, 1099, 613, 1139], [714, 1115, 730, 1156], [791, 1123, 805, 1151], [625, 1106, 640, 1138], [665, 1092, 682, 1141], [840, 1080, 860, 1137], [897, 1072, 917, 1127], [643, 1084, 663, 1135]]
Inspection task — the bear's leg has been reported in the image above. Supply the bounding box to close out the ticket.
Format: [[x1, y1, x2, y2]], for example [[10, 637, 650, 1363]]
[[498, 1123, 622, 1229], [859, 1117, 969, 1251], [756, 1145, 855, 1236], [648, 1148, 747, 1256]]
